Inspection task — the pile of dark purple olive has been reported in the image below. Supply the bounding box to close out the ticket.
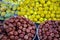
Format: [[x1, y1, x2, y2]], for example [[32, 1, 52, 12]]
[[38, 20, 60, 40], [0, 16, 36, 40], [0, 16, 60, 40]]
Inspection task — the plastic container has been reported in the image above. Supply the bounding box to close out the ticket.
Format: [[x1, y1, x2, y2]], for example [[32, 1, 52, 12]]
[[38, 25, 40, 40], [0, 14, 39, 40], [2, 15, 37, 40], [0, 20, 38, 40]]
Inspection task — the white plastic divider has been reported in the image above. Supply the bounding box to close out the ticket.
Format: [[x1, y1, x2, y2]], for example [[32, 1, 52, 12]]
[[37, 25, 40, 40], [37, 24, 40, 40], [33, 24, 38, 40]]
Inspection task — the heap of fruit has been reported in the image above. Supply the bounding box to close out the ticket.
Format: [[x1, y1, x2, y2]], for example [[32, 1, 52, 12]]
[[38, 20, 60, 40], [0, 16, 36, 40], [0, 1, 18, 20], [0, 21, 6, 40], [2, 0, 20, 5], [0, 21, 4, 34], [17, 0, 60, 23]]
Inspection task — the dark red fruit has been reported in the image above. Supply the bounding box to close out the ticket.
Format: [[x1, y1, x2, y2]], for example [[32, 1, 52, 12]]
[[3, 16, 36, 40], [38, 20, 60, 40]]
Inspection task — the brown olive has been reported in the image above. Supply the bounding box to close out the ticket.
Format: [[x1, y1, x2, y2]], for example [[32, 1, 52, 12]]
[[48, 36, 52, 40], [3, 16, 36, 40], [17, 22, 21, 26], [9, 31, 14, 35], [18, 38, 21, 40], [29, 37, 32, 40], [19, 26, 23, 29], [4, 24, 8, 29], [0, 29, 2, 33], [40, 36, 43, 39], [38, 20, 60, 40], [10, 35, 14, 39], [27, 33, 32, 37], [55, 34, 59, 37], [15, 19, 19, 23], [24, 35, 28, 39], [19, 34, 24, 38], [50, 33, 54, 37], [9, 19, 14, 23], [28, 27, 32, 30], [22, 28, 26, 32], [53, 38, 58, 40], [7, 39, 10, 40], [18, 30, 22, 33], [2, 36, 7, 40], [14, 31, 18, 36], [26, 29, 30, 33], [6, 27, 13, 32], [58, 26, 60, 31], [22, 32, 25, 35], [9, 23, 14, 27], [0, 34, 4, 39], [59, 38, 60, 40], [14, 36, 19, 40], [31, 30, 35, 34], [23, 24, 27, 28]]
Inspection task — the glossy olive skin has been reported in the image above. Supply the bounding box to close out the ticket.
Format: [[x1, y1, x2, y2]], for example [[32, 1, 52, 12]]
[[38, 20, 60, 40], [2, 16, 36, 40]]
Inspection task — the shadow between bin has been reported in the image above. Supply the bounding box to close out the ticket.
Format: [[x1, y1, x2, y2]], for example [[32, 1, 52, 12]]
[[34, 23, 40, 40]]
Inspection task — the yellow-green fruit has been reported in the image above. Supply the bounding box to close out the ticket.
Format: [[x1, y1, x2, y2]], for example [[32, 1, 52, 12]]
[[33, 18, 37, 22], [40, 14, 44, 17], [39, 18, 44, 22], [44, 18, 47, 21], [56, 15, 60, 18], [17, 0, 60, 23], [48, 18, 51, 20], [0, 1, 18, 20], [51, 13, 55, 18], [47, 1, 51, 5], [53, 18, 57, 20], [57, 19, 60, 20], [36, 21, 40, 23], [39, 0, 45, 4], [46, 14, 50, 18], [36, 15, 40, 19], [2, 0, 19, 4], [1, 12, 6, 16]]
